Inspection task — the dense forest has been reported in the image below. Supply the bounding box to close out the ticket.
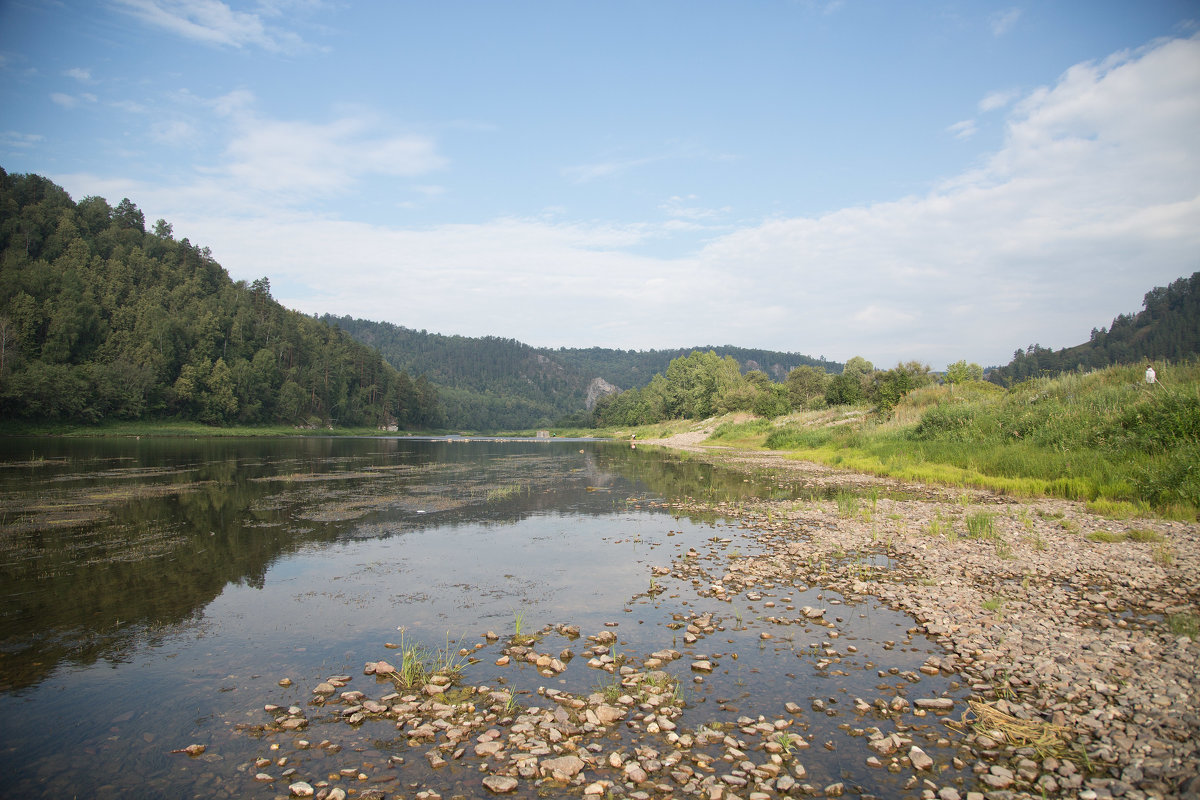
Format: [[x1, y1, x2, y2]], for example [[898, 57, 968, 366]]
[[0, 169, 441, 428], [328, 314, 837, 430], [988, 272, 1200, 385]]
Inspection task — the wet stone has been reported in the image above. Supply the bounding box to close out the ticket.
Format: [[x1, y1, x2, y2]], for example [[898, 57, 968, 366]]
[[482, 775, 519, 794]]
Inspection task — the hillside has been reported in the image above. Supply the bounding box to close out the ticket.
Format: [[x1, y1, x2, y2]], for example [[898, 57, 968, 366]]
[[0, 169, 441, 428], [325, 314, 838, 430], [989, 272, 1200, 385]]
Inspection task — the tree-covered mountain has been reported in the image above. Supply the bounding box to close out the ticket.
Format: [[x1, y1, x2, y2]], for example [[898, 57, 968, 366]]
[[0, 169, 441, 428], [988, 272, 1200, 386], [325, 314, 838, 430]]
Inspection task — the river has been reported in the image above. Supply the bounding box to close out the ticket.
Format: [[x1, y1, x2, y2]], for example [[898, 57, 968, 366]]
[[0, 436, 964, 798]]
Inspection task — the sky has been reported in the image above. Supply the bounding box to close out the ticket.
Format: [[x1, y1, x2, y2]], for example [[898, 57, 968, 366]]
[[2, 1, 1198, 370]]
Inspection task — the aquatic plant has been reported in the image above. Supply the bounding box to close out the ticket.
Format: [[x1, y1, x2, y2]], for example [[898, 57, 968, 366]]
[[512, 608, 527, 638], [486, 483, 526, 502]]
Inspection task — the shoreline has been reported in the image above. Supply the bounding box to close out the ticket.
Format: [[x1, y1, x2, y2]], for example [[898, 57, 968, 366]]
[[638, 432, 1200, 798]]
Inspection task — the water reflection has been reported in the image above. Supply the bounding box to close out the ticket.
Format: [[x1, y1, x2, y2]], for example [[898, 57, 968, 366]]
[[0, 437, 797, 691]]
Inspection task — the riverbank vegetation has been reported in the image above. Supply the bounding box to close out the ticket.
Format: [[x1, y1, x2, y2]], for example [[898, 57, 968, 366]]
[[689, 361, 1199, 518]]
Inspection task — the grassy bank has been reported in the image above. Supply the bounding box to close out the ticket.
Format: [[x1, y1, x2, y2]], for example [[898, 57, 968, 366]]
[[702, 362, 1199, 519]]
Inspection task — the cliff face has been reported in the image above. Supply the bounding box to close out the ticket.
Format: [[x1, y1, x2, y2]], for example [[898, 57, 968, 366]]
[[585, 377, 619, 411]]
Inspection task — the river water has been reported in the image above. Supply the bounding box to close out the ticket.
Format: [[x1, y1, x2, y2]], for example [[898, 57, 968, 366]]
[[0, 436, 966, 798]]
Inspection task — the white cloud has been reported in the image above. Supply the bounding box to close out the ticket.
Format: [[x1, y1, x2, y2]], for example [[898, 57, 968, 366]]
[[989, 8, 1022, 37], [978, 89, 1018, 113], [1, 131, 44, 149], [63, 67, 92, 82], [562, 154, 660, 183], [694, 34, 1200, 365], [150, 119, 197, 145], [660, 194, 731, 221], [111, 0, 308, 53], [217, 114, 446, 197], [50, 92, 96, 108], [947, 119, 977, 139], [562, 142, 735, 184]]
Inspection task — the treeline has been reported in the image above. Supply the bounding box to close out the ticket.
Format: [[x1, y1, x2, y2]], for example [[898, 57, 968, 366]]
[[329, 314, 838, 430], [592, 351, 936, 426], [0, 169, 441, 428], [989, 272, 1200, 385], [324, 316, 582, 430], [551, 345, 836, 390]]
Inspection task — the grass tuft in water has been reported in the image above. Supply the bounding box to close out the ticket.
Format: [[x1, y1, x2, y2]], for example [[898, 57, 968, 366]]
[[835, 490, 860, 518], [388, 628, 470, 689]]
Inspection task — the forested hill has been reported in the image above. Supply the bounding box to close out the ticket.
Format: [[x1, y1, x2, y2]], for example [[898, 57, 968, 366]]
[[325, 314, 837, 430], [0, 169, 441, 428], [988, 272, 1200, 386]]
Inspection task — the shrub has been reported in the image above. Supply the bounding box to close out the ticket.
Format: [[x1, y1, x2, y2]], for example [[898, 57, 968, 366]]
[[913, 403, 976, 439]]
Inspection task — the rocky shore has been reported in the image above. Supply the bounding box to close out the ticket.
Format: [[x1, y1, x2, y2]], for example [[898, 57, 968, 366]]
[[229, 440, 1198, 800]]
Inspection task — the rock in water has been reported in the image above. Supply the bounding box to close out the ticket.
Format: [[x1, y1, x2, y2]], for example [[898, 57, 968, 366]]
[[483, 775, 519, 793]]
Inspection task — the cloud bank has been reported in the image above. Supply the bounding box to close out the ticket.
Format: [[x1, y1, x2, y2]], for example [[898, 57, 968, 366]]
[[59, 34, 1200, 369]]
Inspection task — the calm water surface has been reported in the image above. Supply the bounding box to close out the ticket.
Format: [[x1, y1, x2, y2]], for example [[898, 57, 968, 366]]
[[0, 437, 965, 798]]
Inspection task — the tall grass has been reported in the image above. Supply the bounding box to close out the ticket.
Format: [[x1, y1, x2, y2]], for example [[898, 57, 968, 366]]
[[762, 362, 1199, 517]]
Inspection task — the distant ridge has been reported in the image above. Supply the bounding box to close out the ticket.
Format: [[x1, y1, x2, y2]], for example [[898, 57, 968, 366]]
[[325, 314, 837, 430]]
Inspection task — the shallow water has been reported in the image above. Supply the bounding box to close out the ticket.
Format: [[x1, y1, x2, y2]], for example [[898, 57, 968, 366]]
[[0, 437, 968, 798]]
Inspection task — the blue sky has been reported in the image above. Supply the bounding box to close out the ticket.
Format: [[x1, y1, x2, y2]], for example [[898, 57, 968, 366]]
[[2, 1, 1198, 369]]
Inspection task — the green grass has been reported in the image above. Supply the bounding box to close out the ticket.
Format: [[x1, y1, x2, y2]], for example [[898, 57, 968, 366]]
[[1167, 612, 1199, 639], [388, 628, 469, 689], [835, 490, 860, 518], [965, 511, 997, 539], [1083, 528, 1165, 544], [1152, 543, 1174, 566]]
